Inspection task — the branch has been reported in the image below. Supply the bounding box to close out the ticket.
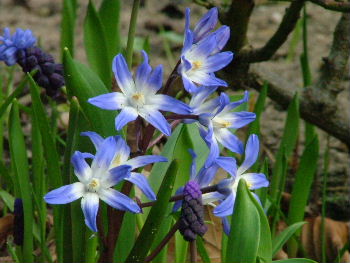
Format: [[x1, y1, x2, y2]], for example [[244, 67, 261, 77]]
[[309, 0, 350, 12], [237, 0, 305, 63]]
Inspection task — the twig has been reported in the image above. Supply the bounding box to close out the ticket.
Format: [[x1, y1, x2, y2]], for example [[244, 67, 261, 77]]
[[273, 0, 350, 12], [190, 240, 197, 263], [238, 0, 305, 62], [147, 120, 181, 150], [145, 220, 180, 262], [161, 60, 180, 95], [165, 114, 199, 120], [140, 185, 218, 208]]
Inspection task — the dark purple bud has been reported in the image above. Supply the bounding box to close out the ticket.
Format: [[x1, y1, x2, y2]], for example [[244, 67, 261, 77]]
[[37, 75, 50, 88], [27, 55, 38, 68], [13, 198, 24, 246], [50, 73, 65, 88], [41, 62, 55, 75]]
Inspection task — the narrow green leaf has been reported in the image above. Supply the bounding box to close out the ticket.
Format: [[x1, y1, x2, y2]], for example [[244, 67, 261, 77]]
[[9, 100, 33, 263], [270, 93, 299, 202], [249, 82, 268, 137], [0, 189, 15, 212], [287, 135, 319, 257], [99, 0, 121, 60], [61, 0, 77, 58], [272, 222, 306, 257], [197, 236, 211, 263], [63, 49, 116, 137], [225, 179, 260, 263], [84, 0, 111, 87], [125, 160, 179, 263]]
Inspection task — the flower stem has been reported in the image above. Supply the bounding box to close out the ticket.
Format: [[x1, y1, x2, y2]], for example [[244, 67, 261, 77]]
[[190, 240, 197, 263], [126, 0, 141, 68], [144, 220, 180, 262], [165, 114, 199, 120]]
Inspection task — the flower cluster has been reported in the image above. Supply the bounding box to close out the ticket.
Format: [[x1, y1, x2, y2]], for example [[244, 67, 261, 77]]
[[41, 7, 269, 235], [0, 28, 65, 99]]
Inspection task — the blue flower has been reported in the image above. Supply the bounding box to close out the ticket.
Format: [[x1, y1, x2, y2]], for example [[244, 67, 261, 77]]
[[44, 134, 167, 232], [184, 7, 218, 43], [189, 88, 256, 166], [178, 10, 233, 93], [0, 28, 36, 66], [213, 134, 269, 235], [172, 149, 236, 212], [88, 51, 191, 136]]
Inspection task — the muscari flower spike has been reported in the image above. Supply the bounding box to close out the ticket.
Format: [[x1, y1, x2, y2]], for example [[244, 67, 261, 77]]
[[89, 51, 191, 136], [178, 9, 233, 93], [213, 134, 269, 235], [0, 27, 36, 66], [189, 87, 256, 166], [44, 134, 167, 232]]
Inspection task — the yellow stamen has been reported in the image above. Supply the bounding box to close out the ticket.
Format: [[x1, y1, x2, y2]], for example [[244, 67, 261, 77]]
[[88, 179, 100, 191], [112, 154, 122, 167], [192, 61, 202, 70]]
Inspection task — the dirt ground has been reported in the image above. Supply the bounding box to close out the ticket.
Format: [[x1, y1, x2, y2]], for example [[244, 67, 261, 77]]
[[0, 0, 349, 219]]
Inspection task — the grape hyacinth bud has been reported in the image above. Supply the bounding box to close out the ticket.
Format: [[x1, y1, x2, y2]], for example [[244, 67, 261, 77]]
[[16, 47, 65, 99], [179, 180, 208, 241]]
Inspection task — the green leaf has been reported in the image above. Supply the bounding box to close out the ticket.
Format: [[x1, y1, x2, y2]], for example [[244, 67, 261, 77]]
[[9, 100, 33, 263], [99, 0, 121, 60], [273, 259, 317, 263], [84, 0, 111, 87], [61, 0, 77, 57], [272, 222, 306, 257], [270, 93, 299, 202], [63, 49, 116, 137], [125, 160, 179, 263], [287, 135, 319, 257], [225, 179, 260, 263], [0, 189, 15, 212], [197, 236, 211, 263], [248, 82, 268, 137]]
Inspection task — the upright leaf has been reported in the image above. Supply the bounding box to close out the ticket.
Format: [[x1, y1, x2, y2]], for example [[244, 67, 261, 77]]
[[61, 0, 77, 58], [84, 0, 111, 87]]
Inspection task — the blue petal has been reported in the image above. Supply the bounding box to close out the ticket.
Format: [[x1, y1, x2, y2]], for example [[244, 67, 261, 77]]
[[115, 107, 138, 131], [112, 54, 134, 95], [111, 136, 131, 166], [215, 129, 244, 154], [212, 26, 230, 54], [88, 92, 126, 110], [181, 71, 198, 93], [221, 111, 256, 129], [189, 71, 228, 87], [223, 91, 249, 112], [189, 86, 217, 110], [193, 7, 218, 42], [185, 8, 190, 33], [188, 149, 197, 180], [213, 192, 235, 217], [126, 172, 156, 201], [147, 65, 163, 93], [104, 165, 132, 188], [237, 134, 259, 175], [196, 164, 219, 187], [99, 188, 141, 213], [243, 173, 269, 190], [149, 94, 192, 114], [217, 177, 235, 196], [139, 107, 171, 136], [222, 216, 231, 236], [71, 151, 92, 183], [203, 52, 233, 72], [81, 193, 99, 232], [92, 136, 118, 169], [189, 33, 217, 58], [215, 156, 237, 177], [125, 155, 168, 170], [202, 191, 225, 205], [44, 182, 84, 204], [182, 29, 194, 55], [81, 131, 104, 150], [135, 50, 152, 88]]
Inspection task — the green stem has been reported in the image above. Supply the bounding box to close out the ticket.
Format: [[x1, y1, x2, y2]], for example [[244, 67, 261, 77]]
[[126, 0, 141, 67]]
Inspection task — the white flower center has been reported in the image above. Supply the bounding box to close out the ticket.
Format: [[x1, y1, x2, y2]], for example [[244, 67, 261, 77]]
[[213, 117, 231, 128], [87, 178, 101, 192], [130, 92, 145, 108]]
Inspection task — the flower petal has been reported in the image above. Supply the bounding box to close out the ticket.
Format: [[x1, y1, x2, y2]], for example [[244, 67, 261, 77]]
[[92, 136, 118, 170], [215, 128, 244, 154], [81, 193, 99, 232], [196, 164, 218, 187], [88, 92, 126, 110], [172, 186, 184, 212], [212, 26, 230, 54], [237, 134, 259, 175], [115, 107, 138, 131], [139, 107, 171, 136], [125, 155, 168, 170], [219, 111, 256, 129], [126, 172, 156, 201], [103, 164, 132, 188], [110, 136, 131, 167], [71, 151, 92, 183], [193, 7, 218, 42], [215, 156, 237, 177], [189, 85, 217, 110], [44, 182, 84, 204], [99, 188, 141, 213], [242, 173, 269, 190], [135, 50, 152, 88], [112, 54, 134, 95], [146, 65, 163, 93], [213, 192, 235, 217], [189, 149, 197, 180], [149, 94, 192, 114], [202, 191, 225, 205], [222, 216, 231, 236], [182, 29, 194, 55], [188, 33, 217, 58], [202, 52, 233, 72], [181, 70, 198, 93], [189, 71, 227, 87], [81, 131, 104, 150], [222, 90, 249, 112]]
